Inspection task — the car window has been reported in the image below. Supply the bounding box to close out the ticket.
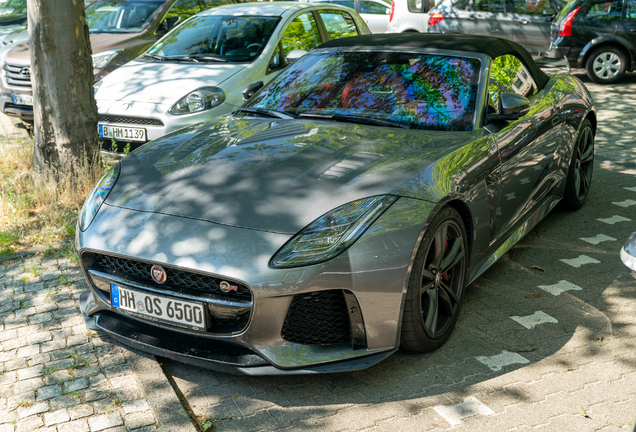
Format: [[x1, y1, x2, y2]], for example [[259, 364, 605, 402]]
[[578, 0, 622, 20], [86, 0, 164, 33], [408, 0, 424, 12], [164, 0, 202, 22], [473, 0, 506, 13], [249, 51, 481, 131], [489, 54, 536, 110], [508, 0, 550, 15], [146, 15, 281, 62], [360, 0, 390, 14], [332, 0, 356, 8], [319, 10, 359, 39], [627, 0, 636, 19], [281, 13, 322, 57]]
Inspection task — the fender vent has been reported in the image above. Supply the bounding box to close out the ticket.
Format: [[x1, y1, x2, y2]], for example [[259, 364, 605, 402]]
[[320, 152, 383, 179]]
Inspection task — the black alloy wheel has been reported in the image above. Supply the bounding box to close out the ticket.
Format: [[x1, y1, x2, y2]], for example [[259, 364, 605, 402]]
[[560, 119, 594, 210], [401, 207, 468, 352]]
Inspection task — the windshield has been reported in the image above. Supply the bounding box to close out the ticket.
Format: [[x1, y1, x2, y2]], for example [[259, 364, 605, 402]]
[[146, 15, 280, 62], [248, 51, 480, 131], [86, 0, 163, 34]]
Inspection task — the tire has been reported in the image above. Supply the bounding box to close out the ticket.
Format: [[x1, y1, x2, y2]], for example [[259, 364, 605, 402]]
[[560, 119, 594, 211], [401, 206, 468, 352], [585, 46, 627, 84]]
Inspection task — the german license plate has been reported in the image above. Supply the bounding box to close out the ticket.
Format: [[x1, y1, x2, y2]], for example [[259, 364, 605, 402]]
[[99, 124, 146, 142], [110, 284, 206, 332], [12, 94, 33, 106]]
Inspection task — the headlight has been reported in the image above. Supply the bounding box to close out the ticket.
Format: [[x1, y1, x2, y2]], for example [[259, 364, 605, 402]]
[[92, 50, 120, 69], [93, 80, 103, 96], [270, 195, 399, 269], [168, 87, 225, 116], [78, 164, 120, 231]]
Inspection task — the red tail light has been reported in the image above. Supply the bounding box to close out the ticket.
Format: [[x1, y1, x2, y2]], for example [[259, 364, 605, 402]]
[[428, 13, 444, 26], [558, 6, 580, 37], [389, 0, 395, 22]]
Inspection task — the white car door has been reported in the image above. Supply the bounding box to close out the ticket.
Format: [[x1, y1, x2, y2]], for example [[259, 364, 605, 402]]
[[359, 0, 391, 33]]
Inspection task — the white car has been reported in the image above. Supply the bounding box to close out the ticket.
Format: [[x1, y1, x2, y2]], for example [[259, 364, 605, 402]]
[[95, 2, 370, 153], [305, 0, 392, 33], [386, 0, 436, 33]]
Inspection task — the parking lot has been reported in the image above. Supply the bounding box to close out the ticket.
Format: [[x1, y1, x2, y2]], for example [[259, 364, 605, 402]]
[[161, 71, 636, 431], [1, 69, 636, 432]]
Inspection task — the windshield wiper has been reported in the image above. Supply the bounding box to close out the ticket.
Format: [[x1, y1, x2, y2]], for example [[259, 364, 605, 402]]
[[142, 54, 167, 61], [185, 55, 228, 62], [236, 107, 298, 120], [298, 113, 412, 129]]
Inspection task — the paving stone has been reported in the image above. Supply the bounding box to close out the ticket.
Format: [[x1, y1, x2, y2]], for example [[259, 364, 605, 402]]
[[16, 400, 49, 418], [44, 408, 70, 426], [69, 403, 95, 420], [16, 415, 43, 432], [49, 394, 82, 411], [37, 385, 62, 401], [64, 378, 88, 393], [125, 411, 156, 429], [123, 399, 149, 414], [26, 331, 52, 344], [109, 375, 136, 389], [89, 413, 123, 431], [59, 419, 90, 432]]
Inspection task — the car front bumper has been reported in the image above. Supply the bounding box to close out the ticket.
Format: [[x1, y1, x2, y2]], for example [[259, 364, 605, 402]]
[[0, 93, 33, 121], [621, 233, 636, 279], [96, 100, 240, 154], [76, 195, 436, 374]]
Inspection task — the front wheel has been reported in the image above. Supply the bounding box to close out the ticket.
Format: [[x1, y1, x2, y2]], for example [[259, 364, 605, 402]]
[[586, 47, 627, 84], [560, 119, 594, 211], [401, 207, 468, 352]]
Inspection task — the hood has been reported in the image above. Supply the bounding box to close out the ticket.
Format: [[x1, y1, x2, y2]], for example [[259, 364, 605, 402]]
[[95, 60, 246, 105], [6, 32, 141, 66], [89, 32, 141, 54], [105, 116, 477, 234]]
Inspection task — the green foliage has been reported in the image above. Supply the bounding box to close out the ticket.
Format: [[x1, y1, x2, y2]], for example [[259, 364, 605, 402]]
[[123, 143, 132, 155]]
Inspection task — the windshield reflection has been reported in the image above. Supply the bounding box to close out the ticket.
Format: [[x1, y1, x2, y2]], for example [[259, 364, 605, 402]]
[[146, 15, 280, 62], [86, 0, 163, 34], [248, 51, 480, 131]]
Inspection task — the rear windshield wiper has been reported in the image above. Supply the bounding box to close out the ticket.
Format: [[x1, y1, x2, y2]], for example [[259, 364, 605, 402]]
[[298, 113, 412, 129], [236, 107, 298, 120]]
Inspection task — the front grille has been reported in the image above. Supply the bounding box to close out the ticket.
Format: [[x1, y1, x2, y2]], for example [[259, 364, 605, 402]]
[[4, 63, 31, 88], [99, 114, 164, 126], [92, 254, 252, 302], [281, 290, 352, 345]]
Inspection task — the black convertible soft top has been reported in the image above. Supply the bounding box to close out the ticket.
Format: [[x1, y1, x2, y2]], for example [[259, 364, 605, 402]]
[[319, 34, 549, 90]]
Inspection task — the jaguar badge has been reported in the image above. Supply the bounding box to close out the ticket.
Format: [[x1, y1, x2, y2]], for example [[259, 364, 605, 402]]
[[220, 281, 238, 293], [151, 265, 167, 284]]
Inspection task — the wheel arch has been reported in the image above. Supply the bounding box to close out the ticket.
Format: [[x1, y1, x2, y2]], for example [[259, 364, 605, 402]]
[[445, 199, 474, 270], [584, 110, 597, 137], [578, 38, 634, 70]]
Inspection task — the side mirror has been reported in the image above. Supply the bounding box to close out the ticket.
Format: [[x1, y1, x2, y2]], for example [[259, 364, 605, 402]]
[[286, 49, 308, 64], [542, 7, 555, 15], [622, 233, 636, 279], [488, 92, 530, 122], [157, 16, 181, 35], [242, 81, 263, 102]]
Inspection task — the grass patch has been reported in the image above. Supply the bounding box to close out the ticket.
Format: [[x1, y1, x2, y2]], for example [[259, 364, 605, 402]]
[[0, 133, 107, 255]]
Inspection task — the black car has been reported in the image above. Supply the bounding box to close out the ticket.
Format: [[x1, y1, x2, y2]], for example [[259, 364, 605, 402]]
[[544, 0, 636, 83]]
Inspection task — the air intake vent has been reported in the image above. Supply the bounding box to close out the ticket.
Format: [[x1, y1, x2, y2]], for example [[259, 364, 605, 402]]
[[281, 290, 351, 345], [320, 152, 382, 179]]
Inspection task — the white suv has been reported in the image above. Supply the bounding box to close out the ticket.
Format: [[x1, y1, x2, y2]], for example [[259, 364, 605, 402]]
[[386, 0, 435, 33]]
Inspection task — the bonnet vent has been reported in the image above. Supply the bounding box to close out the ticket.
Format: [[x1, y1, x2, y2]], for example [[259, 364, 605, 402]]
[[320, 152, 383, 179]]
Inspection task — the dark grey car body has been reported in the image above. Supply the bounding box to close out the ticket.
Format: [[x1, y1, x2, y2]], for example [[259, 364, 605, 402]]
[[76, 34, 596, 374], [427, 0, 562, 54]]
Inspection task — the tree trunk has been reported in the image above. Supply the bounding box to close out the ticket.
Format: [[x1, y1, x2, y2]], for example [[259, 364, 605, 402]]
[[27, 0, 99, 174]]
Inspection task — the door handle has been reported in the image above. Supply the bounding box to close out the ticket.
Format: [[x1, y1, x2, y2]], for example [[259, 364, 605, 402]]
[[518, 19, 529, 25], [469, 16, 476, 20], [551, 116, 559, 126]]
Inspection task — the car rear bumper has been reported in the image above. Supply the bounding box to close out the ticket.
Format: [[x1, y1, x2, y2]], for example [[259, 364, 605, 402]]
[[542, 46, 571, 60], [0, 93, 33, 121]]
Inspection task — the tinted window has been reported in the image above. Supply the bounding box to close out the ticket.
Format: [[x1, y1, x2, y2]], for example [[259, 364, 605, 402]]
[[627, 0, 636, 19], [360, 0, 390, 14], [408, 0, 423, 12], [86, 0, 164, 33], [473, 0, 506, 13], [281, 13, 321, 56], [453, 0, 471, 9], [249, 51, 481, 131], [319, 10, 359, 39], [332, 0, 356, 7], [579, 0, 622, 20], [508, 0, 550, 14]]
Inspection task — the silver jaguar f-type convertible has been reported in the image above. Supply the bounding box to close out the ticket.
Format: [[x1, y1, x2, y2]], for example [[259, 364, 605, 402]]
[[77, 34, 596, 375]]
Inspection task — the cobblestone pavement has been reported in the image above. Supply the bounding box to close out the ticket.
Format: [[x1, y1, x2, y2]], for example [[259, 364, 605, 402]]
[[0, 115, 197, 432], [161, 70, 636, 431]]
